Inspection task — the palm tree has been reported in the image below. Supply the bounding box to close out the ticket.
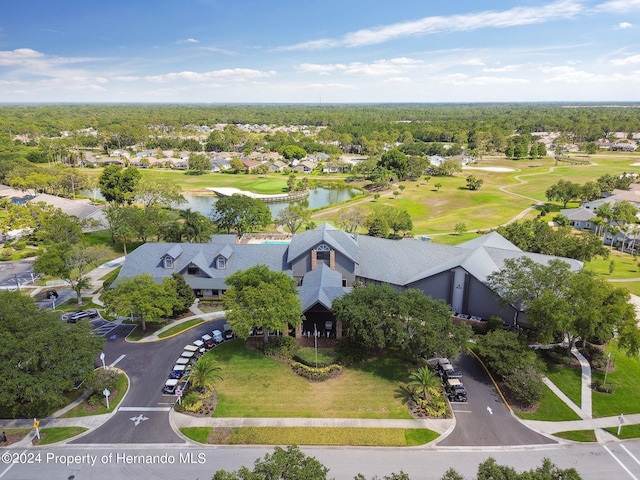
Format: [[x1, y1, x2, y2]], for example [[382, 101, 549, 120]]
[[189, 356, 223, 392], [407, 365, 441, 403]]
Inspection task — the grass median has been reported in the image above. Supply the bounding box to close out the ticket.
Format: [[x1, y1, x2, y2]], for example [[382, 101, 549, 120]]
[[180, 427, 438, 446]]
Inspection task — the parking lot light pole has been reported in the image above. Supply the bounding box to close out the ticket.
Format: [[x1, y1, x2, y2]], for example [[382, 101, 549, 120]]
[[100, 352, 106, 369]]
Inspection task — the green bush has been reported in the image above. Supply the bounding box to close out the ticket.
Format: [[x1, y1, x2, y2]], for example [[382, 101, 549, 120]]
[[85, 368, 120, 394], [0, 248, 12, 261], [12, 241, 26, 251], [294, 347, 338, 367], [594, 382, 616, 394], [291, 361, 342, 381], [581, 343, 608, 369], [262, 336, 296, 358], [504, 366, 545, 407], [87, 394, 104, 407]]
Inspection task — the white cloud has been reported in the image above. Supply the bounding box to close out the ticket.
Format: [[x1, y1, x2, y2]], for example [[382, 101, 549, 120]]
[[297, 58, 422, 77], [611, 54, 640, 66], [343, 1, 583, 47], [297, 63, 347, 74], [143, 68, 277, 83], [483, 64, 521, 73], [0, 48, 46, 66], [382, 77, 411, 84], [595, 0, 640, 13], [177, 38, 200, 44], [617, 22, 633, 29], [275, 38, 340, 52]]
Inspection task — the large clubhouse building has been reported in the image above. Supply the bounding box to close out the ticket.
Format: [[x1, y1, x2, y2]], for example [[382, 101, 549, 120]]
[[116, 223, 583, 337]]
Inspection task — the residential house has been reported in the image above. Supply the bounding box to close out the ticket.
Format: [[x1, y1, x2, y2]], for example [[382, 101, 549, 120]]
[[268, 160, 288, 173], [560, 207, 596, 230], [294, 160, 316, 173], [115, 223, 583, 337]]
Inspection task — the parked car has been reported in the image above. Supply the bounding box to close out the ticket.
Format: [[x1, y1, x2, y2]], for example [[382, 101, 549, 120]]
[[444, 368, 463, 381], [445, 378, 467, 402], [67, 309, 99, 323]]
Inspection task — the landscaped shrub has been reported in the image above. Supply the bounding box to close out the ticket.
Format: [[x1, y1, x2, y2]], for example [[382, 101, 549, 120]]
[[12, 241, 26, 251], [504, 366, 545, 407], [262, 336, 296, 358], [593, 381, 616, 394], [85, 368, 120, 394], [87, 394, 104, 407], [294, 347, 338, 367], [0, 248, 12, 261], [538, 346, 573, 366], [291, 361, 342, 381], [581, 343, 608, 369], [182, 393, 203, 413]]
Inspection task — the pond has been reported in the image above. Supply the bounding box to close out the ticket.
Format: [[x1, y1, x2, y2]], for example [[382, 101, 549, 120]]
[[83, 186, 362, 217]]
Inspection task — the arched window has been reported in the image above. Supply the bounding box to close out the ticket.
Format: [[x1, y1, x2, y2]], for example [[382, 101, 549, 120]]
[[316, 243, 330, 260]]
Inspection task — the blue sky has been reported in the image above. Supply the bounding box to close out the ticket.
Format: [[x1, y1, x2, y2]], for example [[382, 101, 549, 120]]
[[1, 0, 640, 103]]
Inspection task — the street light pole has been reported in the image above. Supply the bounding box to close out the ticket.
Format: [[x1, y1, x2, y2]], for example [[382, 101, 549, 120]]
[[603, 353, 611, 386]]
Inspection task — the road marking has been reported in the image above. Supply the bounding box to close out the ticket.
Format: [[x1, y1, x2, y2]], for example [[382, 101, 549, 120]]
[[486, 406, 493, 415], [603, 445, 639, 480], [621, 444, 640, 466], [129, 414, 149, 426], [452, 410, 473, 413], [110, 354, 126, 367], [119, 406, 172, 412], [0, 450, 24, 479]]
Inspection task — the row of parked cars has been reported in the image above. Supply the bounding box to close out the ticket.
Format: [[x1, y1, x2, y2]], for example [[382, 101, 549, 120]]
[[434, 357, 467, 402], [162, 325, 232, 395]]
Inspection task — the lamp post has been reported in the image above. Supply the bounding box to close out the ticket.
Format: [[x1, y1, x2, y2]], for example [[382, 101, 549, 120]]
[[100, 352, 106, 369]]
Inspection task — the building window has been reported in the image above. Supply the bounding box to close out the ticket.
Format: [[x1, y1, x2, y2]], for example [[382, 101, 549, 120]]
[[217, 257, 226, 269], [187, 265, 199, 275], [342, 279, 347, 287], [164, 257, 173, 269], [316, 243, 330, 261]]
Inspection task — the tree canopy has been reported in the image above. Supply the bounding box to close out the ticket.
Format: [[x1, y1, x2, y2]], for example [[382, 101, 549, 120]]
[[0, 291, 104, 417], [211, 194, 272, 236], [332, 284, 471, 361], [487, 258, 640, 354], [223, 265, 302, 343], [98, 164, 141, 204], [101, 273, 182, 330]]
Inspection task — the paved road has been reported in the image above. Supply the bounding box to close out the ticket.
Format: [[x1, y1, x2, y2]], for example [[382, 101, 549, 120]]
[[72, 320, 226, 444], [3, 441, 640, 479], [437, 353, 556, 447]]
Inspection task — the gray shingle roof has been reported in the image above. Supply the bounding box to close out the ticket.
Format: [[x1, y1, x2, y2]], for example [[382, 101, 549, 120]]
[[298, 264, 349, 310], [287, 223, 359, 265]]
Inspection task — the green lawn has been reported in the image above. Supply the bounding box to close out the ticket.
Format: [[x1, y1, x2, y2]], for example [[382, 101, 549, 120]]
[[37, 427, 88, 445], [584, 251, 640, 279], [544, 364, 583, 408], [605, 423, 640, 439], [592, 345, 640, 417], [208, 341, 413, 419], [158, 318, 204, 338], [515, 384, 581, 422], [125, 321, 166, 341], [553, 430, 597, 442], [180, 426, 437, 446], [61, 372, 128, 417]]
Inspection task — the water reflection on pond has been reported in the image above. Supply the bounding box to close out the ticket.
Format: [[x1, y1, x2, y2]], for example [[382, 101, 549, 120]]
[[179, 186, 362, 216]]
